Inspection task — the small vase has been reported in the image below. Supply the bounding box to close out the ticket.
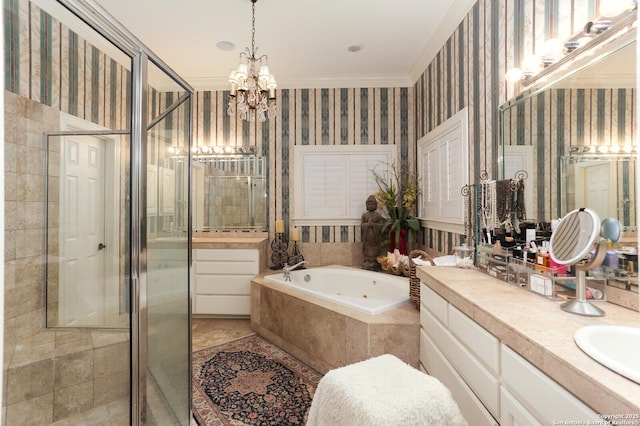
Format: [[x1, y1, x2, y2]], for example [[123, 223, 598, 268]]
[[389, 228, 408, 255]]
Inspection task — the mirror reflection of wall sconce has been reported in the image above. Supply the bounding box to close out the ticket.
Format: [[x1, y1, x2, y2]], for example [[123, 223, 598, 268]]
[[567, 145, 638, 155], [505, 0, 637, 84]]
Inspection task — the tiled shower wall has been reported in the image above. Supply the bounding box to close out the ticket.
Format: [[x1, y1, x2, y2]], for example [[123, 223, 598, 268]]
[[4, 91, 129, 424]]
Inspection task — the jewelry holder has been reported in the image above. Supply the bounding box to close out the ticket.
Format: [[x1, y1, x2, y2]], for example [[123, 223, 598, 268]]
[[270, 233, 289, 270], [288, 241, 305, 267]]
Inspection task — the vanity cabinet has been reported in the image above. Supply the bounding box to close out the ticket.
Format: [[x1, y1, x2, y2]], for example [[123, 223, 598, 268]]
[[192, 248, 260, 315], [420, 283, 600, 425]]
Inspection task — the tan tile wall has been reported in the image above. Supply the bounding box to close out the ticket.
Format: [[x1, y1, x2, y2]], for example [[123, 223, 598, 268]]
[[3, 91, 129, 424]]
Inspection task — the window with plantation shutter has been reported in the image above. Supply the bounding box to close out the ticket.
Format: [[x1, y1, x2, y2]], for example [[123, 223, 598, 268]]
[[294, 145, 396, 225]]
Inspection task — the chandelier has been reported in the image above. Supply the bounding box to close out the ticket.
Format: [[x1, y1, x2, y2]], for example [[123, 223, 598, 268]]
[[227, 0, 277, 122]]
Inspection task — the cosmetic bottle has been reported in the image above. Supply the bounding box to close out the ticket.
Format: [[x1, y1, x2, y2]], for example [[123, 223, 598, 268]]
[[604, 241, 618, 268], [535, 247, 550, 270], [525, 222, 537, 245]]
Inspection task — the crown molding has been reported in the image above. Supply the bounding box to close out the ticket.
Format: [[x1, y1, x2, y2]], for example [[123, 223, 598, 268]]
[[187, 74, 414, 91]]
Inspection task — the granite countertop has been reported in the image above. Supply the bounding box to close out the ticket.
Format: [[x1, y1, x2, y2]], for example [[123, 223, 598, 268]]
[[416, 266, 640, 416]]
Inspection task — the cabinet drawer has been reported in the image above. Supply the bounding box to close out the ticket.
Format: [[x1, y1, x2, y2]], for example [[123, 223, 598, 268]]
[[422, 307, 500, 418], [195, 261, 258, 275], [420, 329, 498, 426], [448, 305, 500, 375], [500, 387, 541, 426], [501, 345, 599, 424], [420, 283, 448, 326], [195, 295, 250, 316], [196, 275, 251, 295], [194, 248, 258, 262]]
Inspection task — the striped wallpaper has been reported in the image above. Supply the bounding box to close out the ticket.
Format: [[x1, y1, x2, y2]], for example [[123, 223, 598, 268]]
[[5, 0, 633, 257], [193, 88, 413, 244], [3, 0, 131, 130], [411, 0, 622, 254]]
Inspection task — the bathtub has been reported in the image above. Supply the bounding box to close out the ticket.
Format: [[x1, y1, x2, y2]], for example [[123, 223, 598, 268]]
[[251, 265, 419, 374], [264, 265, 410, 315]]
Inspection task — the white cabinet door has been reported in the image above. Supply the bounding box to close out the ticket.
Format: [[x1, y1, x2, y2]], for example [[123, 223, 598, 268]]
[[501, 345, 600, 424], [420, 329, 498, 426], [500, 387, 541, 426]]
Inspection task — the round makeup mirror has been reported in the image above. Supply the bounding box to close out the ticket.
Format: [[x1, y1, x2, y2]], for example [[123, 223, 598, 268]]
[[549, 208, 606, 317]]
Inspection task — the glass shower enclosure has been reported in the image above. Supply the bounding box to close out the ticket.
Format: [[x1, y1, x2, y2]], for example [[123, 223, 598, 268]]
[[4, 0, 193, 424]]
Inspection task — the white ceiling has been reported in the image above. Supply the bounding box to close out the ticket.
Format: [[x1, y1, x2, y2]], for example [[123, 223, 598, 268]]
[[92, 0, 476, 91]]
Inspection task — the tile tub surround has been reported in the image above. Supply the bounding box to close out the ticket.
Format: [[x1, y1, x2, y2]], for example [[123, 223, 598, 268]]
[[416, 266, 640, 417], [250, 271, 419, 375]]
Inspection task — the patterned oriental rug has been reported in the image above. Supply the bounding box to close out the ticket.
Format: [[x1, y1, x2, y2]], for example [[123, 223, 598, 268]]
[[192, 334, 323, 426]]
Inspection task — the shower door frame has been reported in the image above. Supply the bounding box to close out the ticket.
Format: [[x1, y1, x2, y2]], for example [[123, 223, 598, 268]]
[[55, 0, 194, 424]]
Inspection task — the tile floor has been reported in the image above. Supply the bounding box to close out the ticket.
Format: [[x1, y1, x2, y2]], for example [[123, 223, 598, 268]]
[[191, 317, 254, 352]]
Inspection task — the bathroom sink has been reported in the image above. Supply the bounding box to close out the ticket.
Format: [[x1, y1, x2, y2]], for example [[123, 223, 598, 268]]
[[574, 325, 640, 384]]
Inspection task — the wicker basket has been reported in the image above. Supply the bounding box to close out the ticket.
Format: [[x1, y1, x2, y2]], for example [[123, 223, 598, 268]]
[[408, 249, 434, 309]]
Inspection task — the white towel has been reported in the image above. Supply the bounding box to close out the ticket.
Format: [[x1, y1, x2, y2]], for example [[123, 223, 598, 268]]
[[307, 354, 467, 426], [432, 255, 457, 267]]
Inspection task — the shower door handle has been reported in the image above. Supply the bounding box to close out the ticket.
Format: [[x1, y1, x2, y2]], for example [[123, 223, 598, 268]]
[[98, 243, 106, 251]]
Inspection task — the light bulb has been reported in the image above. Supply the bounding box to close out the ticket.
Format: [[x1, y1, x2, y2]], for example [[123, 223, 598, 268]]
[[544, 38, 563, 58], [235, 63, 248, 80], [505, 68, 524, 82], [228, 70, 238, 84], [522, 55, 539, 75], [258, 65, 270, 82], [267, 75, 277, 89]]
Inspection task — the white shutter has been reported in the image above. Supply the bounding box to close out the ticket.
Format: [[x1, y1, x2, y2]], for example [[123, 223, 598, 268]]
[[418, 108, 469, 233], [294, 146, 396, 225]]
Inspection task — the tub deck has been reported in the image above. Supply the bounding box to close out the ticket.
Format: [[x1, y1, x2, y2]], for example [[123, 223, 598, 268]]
[[251, 270, 419, 374]]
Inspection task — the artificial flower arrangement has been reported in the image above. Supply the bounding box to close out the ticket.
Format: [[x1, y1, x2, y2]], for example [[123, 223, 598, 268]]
[[371, 161, 420, 253]]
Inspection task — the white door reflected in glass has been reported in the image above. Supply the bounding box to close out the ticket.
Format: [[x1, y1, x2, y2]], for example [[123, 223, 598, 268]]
[[59, 135, 118, 326]]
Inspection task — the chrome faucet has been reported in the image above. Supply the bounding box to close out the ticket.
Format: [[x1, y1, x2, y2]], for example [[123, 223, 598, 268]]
[[283, 261, 310, 281]]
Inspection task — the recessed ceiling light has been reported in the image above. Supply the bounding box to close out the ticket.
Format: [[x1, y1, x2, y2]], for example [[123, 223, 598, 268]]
[[347, 43, 364, 53], [216, 41, 235, 51]]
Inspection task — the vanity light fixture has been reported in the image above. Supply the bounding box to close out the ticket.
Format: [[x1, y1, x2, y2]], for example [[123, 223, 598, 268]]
[[167, 146, 188, 155], [505, 2, 637, 85], [227, 0, 277, 123], [188, 145, 260, 159], [567, 145, 638, 155]]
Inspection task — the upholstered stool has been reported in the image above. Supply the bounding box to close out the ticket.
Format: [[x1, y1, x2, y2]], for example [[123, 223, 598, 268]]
[[306, 354, 466, 426]]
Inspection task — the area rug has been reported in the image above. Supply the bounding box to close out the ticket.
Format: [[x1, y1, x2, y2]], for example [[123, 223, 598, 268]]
[[192, 334, 322, 426]]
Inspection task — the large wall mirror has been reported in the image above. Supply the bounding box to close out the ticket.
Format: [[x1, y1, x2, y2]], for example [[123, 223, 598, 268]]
[[498, 15, 638, 310], [192, 155, 267, 232]]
